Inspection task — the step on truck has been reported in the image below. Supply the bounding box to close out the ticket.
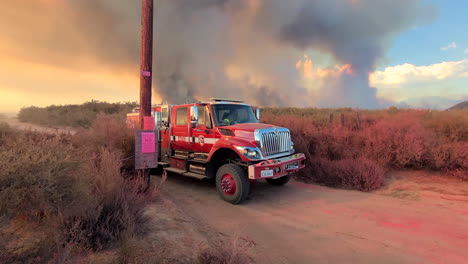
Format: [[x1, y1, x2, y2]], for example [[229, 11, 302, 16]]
[[127, 99, 306, 204]]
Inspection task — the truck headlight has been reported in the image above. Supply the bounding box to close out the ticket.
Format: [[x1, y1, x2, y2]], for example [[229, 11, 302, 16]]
[[290, 141, 295, 153], [235, 146, 263, 160]]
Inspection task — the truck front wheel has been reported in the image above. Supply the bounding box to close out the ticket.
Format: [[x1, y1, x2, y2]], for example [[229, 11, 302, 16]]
[[266, 174, 291, 186], [216, 164, 250, 204]]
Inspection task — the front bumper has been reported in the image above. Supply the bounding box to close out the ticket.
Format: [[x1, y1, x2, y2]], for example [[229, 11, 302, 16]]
[[247, 153, 306, 180]]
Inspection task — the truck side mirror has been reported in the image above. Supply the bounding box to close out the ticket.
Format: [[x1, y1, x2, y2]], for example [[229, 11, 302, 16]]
[[255, 108, 261, 120], [190, 106, 198, 128]]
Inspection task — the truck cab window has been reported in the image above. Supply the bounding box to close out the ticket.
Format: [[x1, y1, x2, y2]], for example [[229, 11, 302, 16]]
[[212, 104, 258, 126], [197, 106, 212, 128], [198, 106, 206, 126], [175, 107, 187, 125]]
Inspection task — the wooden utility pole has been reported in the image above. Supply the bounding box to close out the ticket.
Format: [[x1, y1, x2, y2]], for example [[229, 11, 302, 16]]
[[139, 0, 154, 129]]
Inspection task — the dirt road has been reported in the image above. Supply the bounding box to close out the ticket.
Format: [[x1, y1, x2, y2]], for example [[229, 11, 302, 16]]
[[3, 118, 76, 134], [159, 174, 468, 264]]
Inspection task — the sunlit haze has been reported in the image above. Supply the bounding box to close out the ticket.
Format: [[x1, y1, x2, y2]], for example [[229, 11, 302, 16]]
[[1, 0, 467, 112]]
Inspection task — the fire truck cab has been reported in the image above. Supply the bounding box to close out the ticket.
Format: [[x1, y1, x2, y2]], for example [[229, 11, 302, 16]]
[[127, 99, 305, 204]]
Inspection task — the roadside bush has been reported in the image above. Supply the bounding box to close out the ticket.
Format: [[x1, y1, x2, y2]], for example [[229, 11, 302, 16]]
[[72, 113, 135, 169], [0, 131, 82, 220], [360, 112, 435, 169], [0, 131, 85, 263], [338, 158, 385, 191], [262, 108, 468, 190], [64, 149, 152, 251], [296, 158, 384, 191], [423, 110, 468, 141], [0, 125, 150, 263]]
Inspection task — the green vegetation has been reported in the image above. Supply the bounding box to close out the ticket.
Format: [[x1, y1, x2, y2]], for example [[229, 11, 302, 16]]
[[18, 100, 137, 127]]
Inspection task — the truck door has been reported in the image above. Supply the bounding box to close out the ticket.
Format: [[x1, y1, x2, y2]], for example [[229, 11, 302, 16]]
[[190, 105, 216, 154], [170, 105, 191, 151], [158, 105, 171, 162]]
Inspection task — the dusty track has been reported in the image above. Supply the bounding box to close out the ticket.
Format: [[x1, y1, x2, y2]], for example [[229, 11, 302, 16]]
[[157, 173, 468, 264], [4, 118, 76, 134]]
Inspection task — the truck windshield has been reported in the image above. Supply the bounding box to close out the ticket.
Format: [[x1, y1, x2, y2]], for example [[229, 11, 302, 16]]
[[212, 104, 258, 126]]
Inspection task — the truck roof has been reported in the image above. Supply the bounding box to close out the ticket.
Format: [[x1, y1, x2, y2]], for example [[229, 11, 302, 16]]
[[131, 99, 250, 111], [209, 98, 244, 103]]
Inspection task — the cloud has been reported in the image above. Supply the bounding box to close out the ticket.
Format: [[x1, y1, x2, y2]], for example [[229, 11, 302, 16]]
[[370, 60, 468, 85], [371, 60, 468, 107], [465, 48, 468, 54], [441, 42, 457, 51]]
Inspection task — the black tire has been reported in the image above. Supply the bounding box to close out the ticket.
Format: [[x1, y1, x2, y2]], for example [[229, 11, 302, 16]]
[[266, 174, 291, 186], [216, 164, 250, 204]]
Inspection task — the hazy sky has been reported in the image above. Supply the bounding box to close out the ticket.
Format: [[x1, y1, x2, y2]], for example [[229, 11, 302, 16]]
[[0, 0, 467, 112]]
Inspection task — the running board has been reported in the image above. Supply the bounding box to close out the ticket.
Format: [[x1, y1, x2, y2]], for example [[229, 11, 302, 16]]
[[164, 167, 207, 180], [158, 162, 170, 168]]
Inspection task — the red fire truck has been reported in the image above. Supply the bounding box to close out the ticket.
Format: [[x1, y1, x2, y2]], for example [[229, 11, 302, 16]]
[[127, 99, 305, 204]]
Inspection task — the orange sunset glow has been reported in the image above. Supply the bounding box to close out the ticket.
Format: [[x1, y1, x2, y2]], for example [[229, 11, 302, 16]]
[[0, 1, 145, 112]]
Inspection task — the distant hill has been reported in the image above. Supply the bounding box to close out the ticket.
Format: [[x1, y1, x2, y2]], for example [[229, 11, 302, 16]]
[[397, 96, 463, 110], [447, 101, 468, 110]]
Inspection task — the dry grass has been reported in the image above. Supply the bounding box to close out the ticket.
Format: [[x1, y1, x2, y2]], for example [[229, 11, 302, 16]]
[[262, 108, 468, 189], [72, 113, 135, 169], [299, 158, 385, 192], [0, 116, 152, 263], [377, 170, 468, 200], [196, 238, 254, 264]]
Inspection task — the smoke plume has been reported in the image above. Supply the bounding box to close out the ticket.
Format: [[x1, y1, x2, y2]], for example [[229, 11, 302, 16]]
[[1, 0, 434, 108], [152, 0, 434, 107]]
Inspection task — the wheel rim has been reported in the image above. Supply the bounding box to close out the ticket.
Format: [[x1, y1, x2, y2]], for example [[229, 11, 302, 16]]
[[220, 173, 236, 196]]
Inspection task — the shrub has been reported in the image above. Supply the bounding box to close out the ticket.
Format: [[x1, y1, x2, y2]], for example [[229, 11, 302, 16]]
[[0, 131, 85, 263], [72, 113, 135, 169], [64, 149, 152, 251], [262, 108, 468, 190], [360, 112, 435, 169], [423, 110, 468, 141], [0, 121, 150, 262], [338, 158, 385, 191], [297, 158, 384, 191], [18, 100, 137, 128], [0, 131, 83, 220]]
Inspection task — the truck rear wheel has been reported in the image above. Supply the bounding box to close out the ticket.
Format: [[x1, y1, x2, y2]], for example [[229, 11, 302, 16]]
[[216, 164, 250, 204], [266, 174, 291, 186]]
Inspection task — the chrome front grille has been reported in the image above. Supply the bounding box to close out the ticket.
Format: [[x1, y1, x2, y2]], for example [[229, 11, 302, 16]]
[[255, 128, 291, 158]]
